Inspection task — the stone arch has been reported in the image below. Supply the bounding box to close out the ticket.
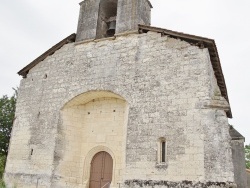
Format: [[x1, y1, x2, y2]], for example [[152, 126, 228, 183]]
[[61, 90, 126, 110], [55, 90, 128, 187], [82, 146, 116, 187]]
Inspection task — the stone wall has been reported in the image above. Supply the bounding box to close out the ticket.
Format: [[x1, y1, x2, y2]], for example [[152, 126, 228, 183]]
[[76, 0, 100, 42], [116, 0, 151, 34], [5, 31, 234, 187], [202, 75, 233, 181], [136, 0, 151, 26], [231, 139, 247, 187], [76, 0, 152, 42], [124, 180, 236, 188]]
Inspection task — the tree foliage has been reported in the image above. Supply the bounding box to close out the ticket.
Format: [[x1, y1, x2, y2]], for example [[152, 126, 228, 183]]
[[0, 93, 16, 156], [0, 91, 16, 185], [0, 155, 6, 179], [246, 144, 250, 169]]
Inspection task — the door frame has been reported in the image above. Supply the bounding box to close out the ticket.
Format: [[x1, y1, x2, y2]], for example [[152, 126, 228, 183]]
[[81, 146, 116, 188]]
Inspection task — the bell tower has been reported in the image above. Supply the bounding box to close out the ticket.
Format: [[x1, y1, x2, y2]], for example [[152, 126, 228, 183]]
[[76, 0, 152, 42]]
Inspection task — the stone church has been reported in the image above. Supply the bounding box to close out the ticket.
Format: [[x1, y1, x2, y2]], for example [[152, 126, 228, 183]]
[[4, 0, 247, 187]]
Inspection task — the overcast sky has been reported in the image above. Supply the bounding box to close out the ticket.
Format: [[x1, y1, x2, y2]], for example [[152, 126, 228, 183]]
[[0, 0, 249, 144]]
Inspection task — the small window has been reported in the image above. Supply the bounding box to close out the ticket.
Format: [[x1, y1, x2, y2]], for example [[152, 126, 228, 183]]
[[161, 141, 166, 162], [157, 137, 167, 163]]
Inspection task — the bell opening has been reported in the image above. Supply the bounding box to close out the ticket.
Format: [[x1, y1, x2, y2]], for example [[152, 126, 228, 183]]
[[96, 0, 118, 39]]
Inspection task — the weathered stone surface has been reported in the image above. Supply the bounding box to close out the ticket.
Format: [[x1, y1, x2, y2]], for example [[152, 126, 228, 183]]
[[76, 0, 100, 42], [230, 137, 247, 188], [124, 180, 236, 188], [5, 31, 235, 187], [76, 0, 152, 42], [116, 0, 151, 34]]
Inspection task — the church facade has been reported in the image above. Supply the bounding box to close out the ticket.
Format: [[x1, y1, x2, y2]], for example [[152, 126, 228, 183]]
[[4, 0, 247, 187]]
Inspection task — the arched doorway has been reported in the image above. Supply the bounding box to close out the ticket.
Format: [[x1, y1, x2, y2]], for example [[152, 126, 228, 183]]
[[89, 151, 113, 188], [58, 91, 128, 187]]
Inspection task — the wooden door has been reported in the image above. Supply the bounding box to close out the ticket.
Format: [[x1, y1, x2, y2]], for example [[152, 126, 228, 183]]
[[89, 151, 113, 188]]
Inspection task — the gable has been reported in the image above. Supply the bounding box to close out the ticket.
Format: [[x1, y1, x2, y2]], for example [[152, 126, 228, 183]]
[[17, 25, 232, 118], [138, 25, 232, 118]]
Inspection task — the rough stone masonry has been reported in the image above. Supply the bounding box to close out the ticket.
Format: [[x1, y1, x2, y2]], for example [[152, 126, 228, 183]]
[[4, 0, 247, 187]]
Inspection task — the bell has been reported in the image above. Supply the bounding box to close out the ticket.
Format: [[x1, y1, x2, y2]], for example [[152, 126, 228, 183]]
[[107, 21, 116, 36]]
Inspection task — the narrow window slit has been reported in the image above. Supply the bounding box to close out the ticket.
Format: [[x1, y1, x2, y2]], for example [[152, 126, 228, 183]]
[[158, 137, 167, 164], [31, 149, 33, 156], [161, 141, 166, 162]]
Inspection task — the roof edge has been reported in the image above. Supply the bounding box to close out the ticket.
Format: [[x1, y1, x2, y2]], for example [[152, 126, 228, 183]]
[[17, 25, 232, 118], [18, 33, 76, 78], [80, 0, 153, 8], [138, 24, 232, 118], [146, 0, 153, 8], [229, 125, 245, 141]]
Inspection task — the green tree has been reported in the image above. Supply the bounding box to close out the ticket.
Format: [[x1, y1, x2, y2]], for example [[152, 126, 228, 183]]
[[246, 144, 250, 169], [0, 93, 16, 156], [0, 91, 17, 182]]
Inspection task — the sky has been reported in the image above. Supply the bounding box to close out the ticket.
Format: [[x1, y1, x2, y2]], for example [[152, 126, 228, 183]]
[[0, 0, 249, 144]]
